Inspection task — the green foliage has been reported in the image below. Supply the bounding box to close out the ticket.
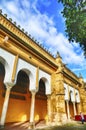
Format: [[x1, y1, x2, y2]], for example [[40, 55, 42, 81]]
[[58, 0, 86, 55]]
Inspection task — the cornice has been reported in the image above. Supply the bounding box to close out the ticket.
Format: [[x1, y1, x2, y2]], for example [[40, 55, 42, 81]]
[[0, 12, 58, 70], [63, 70, 81, 85], [64, 66, 79, 80]]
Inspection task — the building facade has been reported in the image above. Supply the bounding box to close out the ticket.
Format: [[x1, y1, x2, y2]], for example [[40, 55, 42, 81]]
[[0, 10, 86, 128]]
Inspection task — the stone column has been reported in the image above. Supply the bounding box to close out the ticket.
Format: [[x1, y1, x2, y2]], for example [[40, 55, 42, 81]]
[[47, 95, 51, 123], [77, 103, 81, 114], [0, 86, 11, 128], [73, 102, 77, 116], [29, 91, 36, 129], [66, 100, 70, 120]]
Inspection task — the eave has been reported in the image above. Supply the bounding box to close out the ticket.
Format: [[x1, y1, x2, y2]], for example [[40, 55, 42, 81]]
[[0, 24, 58, 71], [63, 70, 81, 85]]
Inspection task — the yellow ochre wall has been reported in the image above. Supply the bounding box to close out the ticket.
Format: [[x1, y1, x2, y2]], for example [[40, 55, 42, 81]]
[[0, 77, 4, 118], [5, 96, 47, 123], [35, 98, 47, 121], [0, 91, 4, 119], [5, 94, 31, 123], [0, 91, 47, 123], [0, 72, 47, 123]]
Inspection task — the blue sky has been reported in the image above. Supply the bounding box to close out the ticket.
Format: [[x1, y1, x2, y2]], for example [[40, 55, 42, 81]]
[[0, 0, 86, 81]]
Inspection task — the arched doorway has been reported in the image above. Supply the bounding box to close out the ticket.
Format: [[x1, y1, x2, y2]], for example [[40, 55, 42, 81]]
[[35, 78, 47, 123], [0, 62, 6, 118], [6, 70, 31, 123]]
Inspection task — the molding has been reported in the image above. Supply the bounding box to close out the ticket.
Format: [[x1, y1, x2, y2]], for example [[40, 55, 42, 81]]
[[63, 71, 81, 85], [0, 14, 58, 69], [11, 55, 19, 82], [36, 67, 39, 89]]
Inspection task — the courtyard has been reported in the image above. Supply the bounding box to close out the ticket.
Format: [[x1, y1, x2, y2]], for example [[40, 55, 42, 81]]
[[0, 121, 86, 130]]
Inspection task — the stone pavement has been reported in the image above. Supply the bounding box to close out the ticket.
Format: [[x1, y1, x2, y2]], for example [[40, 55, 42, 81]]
[[0, 120, 48, 130], [0, 122, 29, 130], [0, 120, 86, 130]]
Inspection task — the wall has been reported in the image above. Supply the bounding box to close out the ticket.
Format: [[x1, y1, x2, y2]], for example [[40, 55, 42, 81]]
[[5, 92, 31, 123], [35, 98, 47, 121]]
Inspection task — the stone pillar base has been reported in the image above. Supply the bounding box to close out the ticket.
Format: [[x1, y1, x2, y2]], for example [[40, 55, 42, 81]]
[[28, 122, 35, 129], [0, 125, 4, 129]]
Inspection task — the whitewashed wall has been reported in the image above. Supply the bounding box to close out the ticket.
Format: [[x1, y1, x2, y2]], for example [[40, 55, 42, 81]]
[[0, 48, 15, 86], [64, 83, 80, 103], [39, 69, 51, 95], [0, 48, 51, 94]]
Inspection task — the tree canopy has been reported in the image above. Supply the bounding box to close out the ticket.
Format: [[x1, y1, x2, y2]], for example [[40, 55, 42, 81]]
[[58, 0, 86, 55]]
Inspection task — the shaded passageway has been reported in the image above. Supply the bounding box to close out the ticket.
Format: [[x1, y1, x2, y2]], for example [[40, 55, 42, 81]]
[[35, 78, 47, 122]]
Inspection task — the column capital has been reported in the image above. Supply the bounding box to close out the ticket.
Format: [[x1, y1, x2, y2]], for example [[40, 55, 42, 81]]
[[72, 101, 76, 103], [30, 90, 36, 95], [65, 100, 69, 102], [6, 86, 12, 90], [5, 82, 15, 88], [47, 94, 51, 98]]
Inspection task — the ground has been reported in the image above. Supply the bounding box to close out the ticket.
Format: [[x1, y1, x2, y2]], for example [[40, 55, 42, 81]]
[[0, 121, 86, 130]]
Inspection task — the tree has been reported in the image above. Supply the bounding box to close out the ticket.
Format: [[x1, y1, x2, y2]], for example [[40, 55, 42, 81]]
[[58, 0, 86, 55]]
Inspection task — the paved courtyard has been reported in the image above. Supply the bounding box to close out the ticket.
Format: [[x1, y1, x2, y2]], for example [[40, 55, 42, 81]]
[[0, 121, 86, 130]]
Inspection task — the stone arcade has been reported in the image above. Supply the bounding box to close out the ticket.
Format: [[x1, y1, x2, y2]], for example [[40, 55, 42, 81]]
[[0, 10, 86, 129]]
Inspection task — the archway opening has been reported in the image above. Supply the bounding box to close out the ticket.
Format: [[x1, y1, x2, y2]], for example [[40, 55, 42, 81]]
[[69, 91, 74, 119], [6, 70, 31, 123], [35, 78, 47, 123], [0, 62, 6, 116], [75, 93, 79, 115], [12, 70, 30, 93], [0, 62, 5, 87]]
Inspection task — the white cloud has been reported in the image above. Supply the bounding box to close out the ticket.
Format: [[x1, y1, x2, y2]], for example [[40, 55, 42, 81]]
[[0, 0, 86, 78], [6, 1, 18, 14]]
